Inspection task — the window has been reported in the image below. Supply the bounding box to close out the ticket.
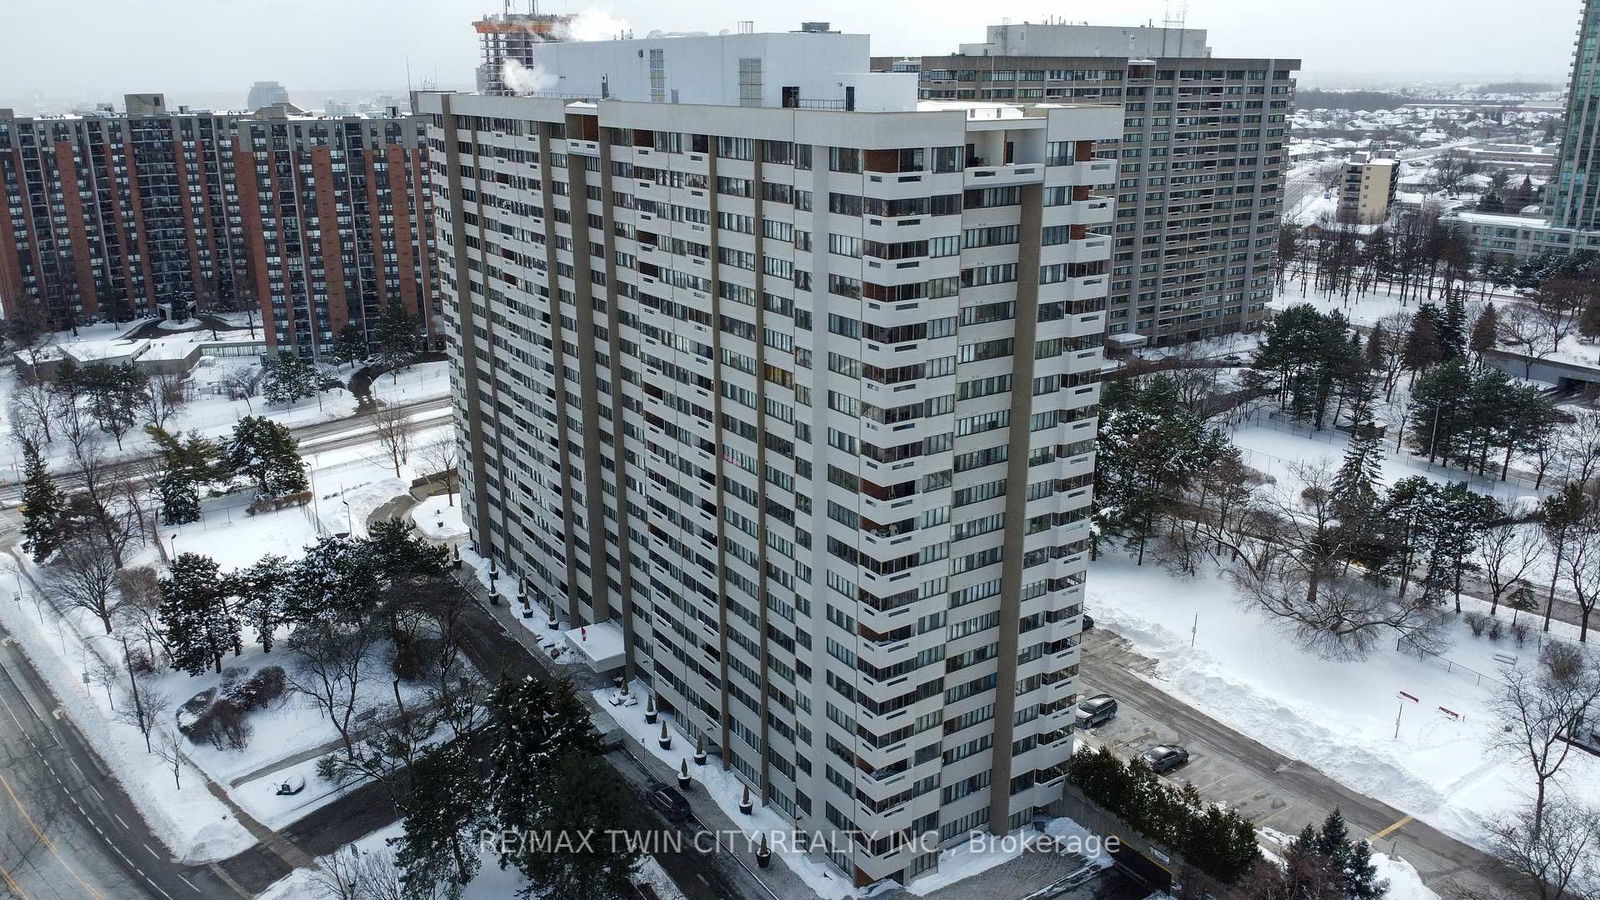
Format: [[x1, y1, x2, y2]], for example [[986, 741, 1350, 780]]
[[828, 147, 860, 173]]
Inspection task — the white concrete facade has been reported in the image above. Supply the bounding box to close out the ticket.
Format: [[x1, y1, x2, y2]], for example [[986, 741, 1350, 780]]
[[419, 72, 1116, 888], [522, 31, 916, 112]]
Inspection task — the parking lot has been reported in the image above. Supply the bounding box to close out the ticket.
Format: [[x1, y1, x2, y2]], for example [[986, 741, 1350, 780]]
[[1076, 629, 1332, 837]]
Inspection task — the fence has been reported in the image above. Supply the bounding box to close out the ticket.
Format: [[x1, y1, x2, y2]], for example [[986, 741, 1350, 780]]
[[1396, 635, 1506, 688]]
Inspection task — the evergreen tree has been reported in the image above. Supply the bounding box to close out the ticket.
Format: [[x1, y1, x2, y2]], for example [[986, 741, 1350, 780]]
[[79, 361, 148, 448], [1282, 825, 1341, 899], [1408, 360, 1474, 463], [279, 535, 387, 629], [235, 554, 287, 652], [1330, 380, 1384, 528], [1470, 302, 1500, 356], [1316, 809, 1387, 899], [227, 416, 309, 496], [19, 439, 64, 562], [1245, 304, 1361, 429], [147, 426, 222, 525], [375, 304, 421, 375], [1095, 375, 1233, 563], [395, 743, 485, 894], [513, 752, 642, 900], [330, 323, 368, 369], [1441, 295, 1468, 360], [1402, 304, 1446, 379], [158, 553, 241, 675], [367, 519, 449, 579], [484, 675, 635, 897], [261, 352, 319, 406]]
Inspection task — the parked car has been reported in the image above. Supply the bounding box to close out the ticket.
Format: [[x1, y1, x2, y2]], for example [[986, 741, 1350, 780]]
[[1222, 353, 1243, 363], [1139, 745, 1191, 774], [1081, 614, 1095, 631], [1075, 694, 1118, 728], [275, 774, 306, 796], [647, 784, 692, 824]]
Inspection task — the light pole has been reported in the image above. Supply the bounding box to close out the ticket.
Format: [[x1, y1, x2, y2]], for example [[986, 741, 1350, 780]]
[[169, 532, 179, 560]]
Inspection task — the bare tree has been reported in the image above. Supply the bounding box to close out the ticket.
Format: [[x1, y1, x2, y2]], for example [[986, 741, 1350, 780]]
[[46, 532, 122, 633], [415, 434, 461, 505], [1476, 511, 1545, 616], [9, 379, 65, 446], [142, 371, 189, 430], [1492, 643, 1600, 838], [1501, 303, 1558, 370], [1531, 279, 1592, 355], [310, 844, 408, 900], [1467, 799, 1600, 900], [367, 403, 413, 479], [1225, 465, 1447, 659], [1433, 153, 1466, 195], [1560, 505, 1600, 642], [116, 683, 173, 754], [61, 403, 139, 567], [114, 567, 171, 665], [152, 725, 186, 790], [1556, 409, 1600, 488], [219, 368, 258, 413], [286, 625, 379, 759]]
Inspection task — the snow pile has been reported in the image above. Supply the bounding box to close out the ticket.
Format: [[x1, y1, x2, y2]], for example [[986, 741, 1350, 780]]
[[1373, 853, 1441, 900]]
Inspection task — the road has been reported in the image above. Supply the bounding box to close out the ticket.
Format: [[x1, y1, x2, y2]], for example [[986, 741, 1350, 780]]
[[1078, 628, 1508, 897], [0, 394, 452, 508], [0, 614, 243, 900]]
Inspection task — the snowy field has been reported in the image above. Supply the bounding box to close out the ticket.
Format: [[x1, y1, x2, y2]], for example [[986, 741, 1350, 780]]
[[1226, 415, 1549, 506], [1084, 551, 1600, 851]]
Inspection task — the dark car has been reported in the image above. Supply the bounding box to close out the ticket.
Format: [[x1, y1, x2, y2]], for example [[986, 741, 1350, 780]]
[[1075, 694, 1118, 728], [1222, 353, 1243, 363], [647, 784, 692, 824], [1081, 614, 1095, 631], [1139, 745, 1191, 774]]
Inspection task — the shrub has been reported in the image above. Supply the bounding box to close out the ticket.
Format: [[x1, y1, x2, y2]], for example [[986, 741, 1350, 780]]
[[179, 698, 252, 750], [1466, 612, 1487, 637], [1067, 746, 1261, 885], [1488, 618, 1504, 641], [222, 666, 287, 712], [1511, 620, 1530, 647]]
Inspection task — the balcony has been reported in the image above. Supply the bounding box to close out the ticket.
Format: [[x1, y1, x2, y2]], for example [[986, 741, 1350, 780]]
[[1047, 158, 1118, 187], [963, 161, 1044, 187]]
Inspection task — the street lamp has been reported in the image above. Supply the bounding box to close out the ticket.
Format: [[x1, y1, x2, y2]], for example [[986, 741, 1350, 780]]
[[169, 532, 179, 560]]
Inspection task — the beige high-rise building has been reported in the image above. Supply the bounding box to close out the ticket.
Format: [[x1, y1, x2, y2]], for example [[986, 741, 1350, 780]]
[[874, 21, 1299, 348], [1338, 152, 1398, 224], [420, 24, 1114, 890]]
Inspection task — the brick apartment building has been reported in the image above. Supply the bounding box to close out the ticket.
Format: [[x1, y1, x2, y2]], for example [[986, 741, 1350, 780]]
[[0, 93, 438, 357]]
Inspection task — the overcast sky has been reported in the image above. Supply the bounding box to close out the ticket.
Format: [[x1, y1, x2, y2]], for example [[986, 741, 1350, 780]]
[[0, 0, 1582, 110]]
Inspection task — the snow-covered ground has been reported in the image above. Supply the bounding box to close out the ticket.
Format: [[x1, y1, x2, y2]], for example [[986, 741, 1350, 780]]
[[1084, 551, 1600, 851], [410, 493, 467, 543], [1227, 415, 1547, 505], [254, 820, 690, 900]]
